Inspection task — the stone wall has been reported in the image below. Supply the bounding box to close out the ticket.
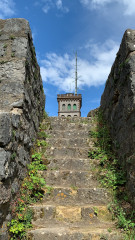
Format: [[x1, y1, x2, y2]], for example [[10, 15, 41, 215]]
[[0, 18, 45, 233], [101, 29, 135, 207]]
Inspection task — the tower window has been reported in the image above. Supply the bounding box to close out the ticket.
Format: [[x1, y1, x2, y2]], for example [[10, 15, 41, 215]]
[[73, 104, 77, 110], [62, 104, 65, 110], [67, 104, 71, 111]]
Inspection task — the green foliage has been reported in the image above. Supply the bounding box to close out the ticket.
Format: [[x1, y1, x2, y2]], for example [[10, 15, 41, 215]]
[[36, 139, 48, 147], [8, 121, 51, 239], [8, 200, 33, 239], [108, 202, 135, 239], [11, 52, 15, 57], [11, 152, 16, 160], [89, 109, 135, 238], [43, 110, 49, 119], [3, 44, 7, 48], [93, 207, 98, 216], [10, 35, 15, 40], [70, 185, 78, 190], [38, 131, 48, 139], [45, 185, 53, 194], [12, 130, 16, 141]]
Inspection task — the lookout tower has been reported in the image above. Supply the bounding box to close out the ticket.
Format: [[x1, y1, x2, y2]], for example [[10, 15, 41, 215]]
[[57, 93, 82, 117], [57, 52, 82, 117]]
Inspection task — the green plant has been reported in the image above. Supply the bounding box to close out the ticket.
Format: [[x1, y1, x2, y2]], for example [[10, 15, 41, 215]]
[[11, 52, 15, 57], [70, 185, 78, 190], [93, 207, 98, 216], [10, 35, 15, 40], [8, 121, 51, 239], [45, 185, 53, 194], [43, 111, 49, 119], [36, 139, 48, 147], [3, 44, 7, 48], [8, 208, 33, 239], [38, 131, 48, 139], [12, 130, 16, 141], [11, 152, 16, 160], [89, 109, 135, 237]]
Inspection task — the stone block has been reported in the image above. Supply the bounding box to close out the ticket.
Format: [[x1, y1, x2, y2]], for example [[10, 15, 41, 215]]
[[11, 114, 20, 128], [0, 113, 11, 146], [0, 148, 11, 180]]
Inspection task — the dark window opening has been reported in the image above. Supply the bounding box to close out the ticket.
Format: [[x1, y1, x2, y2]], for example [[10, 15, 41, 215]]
[[62, 104, 65, 110], [73, 104, 77, 110], [68, 104, 71, 111]]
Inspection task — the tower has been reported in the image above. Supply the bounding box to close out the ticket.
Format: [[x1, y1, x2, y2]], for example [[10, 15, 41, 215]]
[[57, 93, 82, 117], [57, 52, 82, 117]]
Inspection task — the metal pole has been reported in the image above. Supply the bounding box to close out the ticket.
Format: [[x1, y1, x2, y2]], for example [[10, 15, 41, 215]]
[[75, 51, 77, 94]]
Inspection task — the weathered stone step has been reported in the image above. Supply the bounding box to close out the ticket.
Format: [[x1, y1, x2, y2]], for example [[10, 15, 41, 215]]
[[46, 158, 93, 171], [46, 137, 92, 148], [49, 123, 92, 131], [28, 226, 123, 240], [46, 130, 90, 138], [46, 147, 89, 159], [43, 170, 97, 188], [31, 204, 113, 225], [49, 116, 92, 123], [43, 187, 109, 205]]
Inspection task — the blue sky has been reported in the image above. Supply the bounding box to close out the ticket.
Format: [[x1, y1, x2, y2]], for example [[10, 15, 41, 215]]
[[1, 0, 135, 116]]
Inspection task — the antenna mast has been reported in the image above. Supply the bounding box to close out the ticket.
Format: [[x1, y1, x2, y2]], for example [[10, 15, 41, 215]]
[[75, 51, 78, 94]]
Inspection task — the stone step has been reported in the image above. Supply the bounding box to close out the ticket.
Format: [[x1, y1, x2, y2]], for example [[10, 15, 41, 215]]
[[49, 116, 92, 124], [43, 186, 109, 205], [46, 158, 93, 171], [49, 123, 92, 131], [28, 226, 123, 240], [46, 137, 93, 148], [46, 147, 89, 159], [31, 204, 113, 225], [46, 130, 90, 138], [43, 170, 97, 188]]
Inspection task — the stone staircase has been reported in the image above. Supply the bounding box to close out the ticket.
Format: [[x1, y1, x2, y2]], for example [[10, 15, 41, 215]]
[[28, 117, 123, 240]]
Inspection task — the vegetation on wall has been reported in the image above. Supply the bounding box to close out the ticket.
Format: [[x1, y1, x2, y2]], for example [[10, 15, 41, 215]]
[[8, 112, 51, 240], [88, 109, 135, 239]]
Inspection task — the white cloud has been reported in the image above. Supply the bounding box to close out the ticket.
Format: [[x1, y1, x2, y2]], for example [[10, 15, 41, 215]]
[[56, 0, 69, 13], [80, 0, 112, 8], [56, 0, 62, 9], [40, 40, 119, 92], [0, 0, 15, 18], [36, 0, 69, 14], [80, 0, 135, 15], [122, 0, 135, 15]]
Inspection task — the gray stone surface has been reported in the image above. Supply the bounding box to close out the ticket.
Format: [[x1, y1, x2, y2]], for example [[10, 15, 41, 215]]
[[0, 18, 45, 232], [100, 29, 135, 207], [0, 113, 11, 146], [0, 148, 11, 179]]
